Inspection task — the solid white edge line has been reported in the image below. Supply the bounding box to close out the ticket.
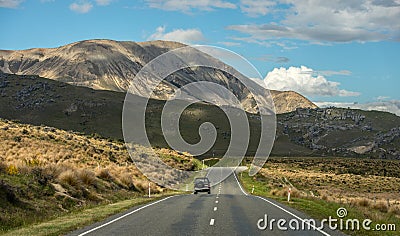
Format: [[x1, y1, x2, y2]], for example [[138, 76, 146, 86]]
[[78, 195, 178, 236], [233, 172, 248, 196], [233, 172, 330, 236], [254, 196, 331, 236], [210, 218, 215, 226]]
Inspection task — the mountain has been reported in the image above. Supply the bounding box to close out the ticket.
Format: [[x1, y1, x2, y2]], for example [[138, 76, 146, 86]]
[[0, 73, 398, 159], [0, 72, 262, 156], [270, 90, 317, 114], [0, 39, 315, 114]]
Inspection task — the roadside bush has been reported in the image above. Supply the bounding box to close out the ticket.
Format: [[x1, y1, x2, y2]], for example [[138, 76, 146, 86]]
[[24, 157, 42, 167], [353, 198, 370, 207], [373, 201, 389, 213], [389, 205, 400, 215], [118, 173, 137, 190], [58, 170, 80, 187], [42, 164, 63, 179], [6, 164, 18, 175], [96, 168, 113, 180], [78, 170, 96, 185], [0, 161, 7, 173]]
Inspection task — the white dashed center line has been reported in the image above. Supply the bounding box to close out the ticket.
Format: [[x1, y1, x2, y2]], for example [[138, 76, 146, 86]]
[[215, 200, 218, 203], [214, 207, 217, 211], [210, 218, 215, 226]]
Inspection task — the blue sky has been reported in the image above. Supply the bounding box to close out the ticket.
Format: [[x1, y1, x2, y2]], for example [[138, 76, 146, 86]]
[[1, 0, 399, 114]]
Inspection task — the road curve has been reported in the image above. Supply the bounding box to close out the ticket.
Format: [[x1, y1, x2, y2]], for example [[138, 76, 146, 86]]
[[68, 168, 345, 236]]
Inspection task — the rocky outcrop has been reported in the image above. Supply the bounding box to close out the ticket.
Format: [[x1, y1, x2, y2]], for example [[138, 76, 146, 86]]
[[277, 107, 400, 159]]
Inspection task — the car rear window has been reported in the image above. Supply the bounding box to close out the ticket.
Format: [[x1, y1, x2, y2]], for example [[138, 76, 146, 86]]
[[195, 178, 209, 183]]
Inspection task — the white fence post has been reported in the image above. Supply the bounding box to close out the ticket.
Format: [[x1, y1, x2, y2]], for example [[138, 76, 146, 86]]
[[148, 182, 151, 198], [287, 188, 291, 202]]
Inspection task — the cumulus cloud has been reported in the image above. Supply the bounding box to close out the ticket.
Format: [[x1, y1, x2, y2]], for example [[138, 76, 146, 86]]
[[69, 1, 93, 13], [264, 66, 360, 97], [145, 0, 236, 13], [0, 0, 23, 8], [315, 100, 400, 116], [229, 0, 400, 44], [148, 26, 205, 44]]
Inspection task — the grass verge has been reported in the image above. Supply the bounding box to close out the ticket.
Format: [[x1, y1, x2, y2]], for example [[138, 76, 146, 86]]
[[238, 169, 399, 236], [1, 193, 179, 236]]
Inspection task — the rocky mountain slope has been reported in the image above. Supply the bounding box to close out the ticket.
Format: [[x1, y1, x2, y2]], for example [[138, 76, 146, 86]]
[[274, 107, 400, 159], [1, 73, 398, 159], [0, 39, 316, 114]]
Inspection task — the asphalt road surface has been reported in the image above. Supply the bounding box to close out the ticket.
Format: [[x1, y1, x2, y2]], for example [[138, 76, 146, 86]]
[[69, 168, 345, 236]]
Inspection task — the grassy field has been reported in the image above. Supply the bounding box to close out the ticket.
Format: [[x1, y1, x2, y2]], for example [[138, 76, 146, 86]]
[[239, 157, 400, 235], [0, 119, 197, 233]]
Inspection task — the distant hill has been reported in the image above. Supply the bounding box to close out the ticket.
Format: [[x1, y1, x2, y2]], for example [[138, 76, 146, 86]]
[[0, 39, 315, 114], [0, 73, 399, 159], [274, 108, 400, 159]]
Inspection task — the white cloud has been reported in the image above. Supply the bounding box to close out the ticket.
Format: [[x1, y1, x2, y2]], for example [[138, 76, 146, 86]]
[[315, 100, 400, 116], [218, 41, 241, 46], [145, 0, 236, 13], [0, 0, 23, 8], [229, 0, 400, 44], [317, 70, 352, 76], [69, 1, 93, 13], [240, 0, 276, 17], [148, 26, 205, 44], [95, 0, 112, 6], [264, 66, 360, 97], [377, 96, 390, 100]]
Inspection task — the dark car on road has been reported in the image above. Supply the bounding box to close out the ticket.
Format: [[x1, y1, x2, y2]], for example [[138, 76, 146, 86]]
[[194, 177, 211, 194]]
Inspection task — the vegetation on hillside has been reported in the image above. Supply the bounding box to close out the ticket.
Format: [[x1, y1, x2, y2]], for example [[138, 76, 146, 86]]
[[0, 118, 198, 232], [1, 73, 399, 159]]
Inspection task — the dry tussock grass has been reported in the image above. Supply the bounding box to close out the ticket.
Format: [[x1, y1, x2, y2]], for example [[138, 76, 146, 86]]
[[78, 170, 96, 185], [0, 118, 195, 232], [389, 205, 400, 215], [96, 168, 114, 180], [0, 118, 192, 203], [372, 200, 389, 213], [259, 158, 400, 216], [58, 170, 80, 187]]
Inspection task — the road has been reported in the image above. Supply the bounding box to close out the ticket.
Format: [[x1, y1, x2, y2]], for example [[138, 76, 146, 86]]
[[69, 168, 345, 236]]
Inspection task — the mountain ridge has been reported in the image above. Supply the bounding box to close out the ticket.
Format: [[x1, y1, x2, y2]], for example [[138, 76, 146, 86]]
[[0, 39, 316, 114]]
